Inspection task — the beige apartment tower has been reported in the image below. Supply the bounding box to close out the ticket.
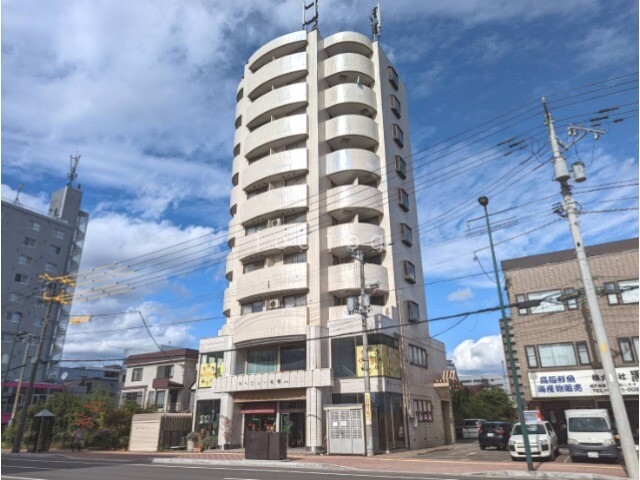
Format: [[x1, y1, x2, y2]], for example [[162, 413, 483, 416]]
[[196, 29, 449, 452]]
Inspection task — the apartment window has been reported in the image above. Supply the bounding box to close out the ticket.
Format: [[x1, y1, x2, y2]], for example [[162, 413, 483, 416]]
[[6, 312, 22, 323], [398, 188, 410, 211], [155, 390, 166, 408], [284, 251, 306, 264], [563, 288, 579, 310], [245, 222, 267, 235], [247, 348, 277, 374], [246, 185, 268, 199], [52, 228, 65, 239], [403, 261, 416, 283], [392, 124, 404, 147], [400, 223, 413, 246], [34, 317, 44, 327], [23, 237, 37, 247], [29, 220, 42, 232], [407, 301, 420, 322], [2, 333, 15, 342], [284, 212, 306, 224], [576, 342, 591, 365], [49, 245, 62, 255], [529, 290, 564, 313], [618, 338, 634, 363], [409, 344, 428, 368], [516, 294, 528, 315], [235, 115, 242, 129], [414, 399, 433, 422], [243, 259, 265, 273], [131, 368, 143, 381], [394, 155, 407, 179], [9, 293, 24, 303], [387, 66, 399, 90], [538, 343, 577, 367], [280, 345, 306, 371], [283, 294, 306, 308], [14, 273, 29, 285], [285, 175, 306, 186], [18, 255, 32, 266], [241, 300, 263, 315], [44, 262, 57, 274], [390, 95, 402, 118], [525, 346, 538, 368], [604, 279, 639, 305]]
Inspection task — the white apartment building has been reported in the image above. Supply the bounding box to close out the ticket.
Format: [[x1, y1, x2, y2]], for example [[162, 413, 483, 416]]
[[196, 29, 449, 452]]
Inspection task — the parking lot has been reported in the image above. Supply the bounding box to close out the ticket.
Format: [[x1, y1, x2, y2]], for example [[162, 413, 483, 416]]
[[419, 439, 577, 464]]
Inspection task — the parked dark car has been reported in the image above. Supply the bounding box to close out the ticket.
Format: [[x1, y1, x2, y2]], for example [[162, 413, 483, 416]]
[[479, 421, 513, 450]]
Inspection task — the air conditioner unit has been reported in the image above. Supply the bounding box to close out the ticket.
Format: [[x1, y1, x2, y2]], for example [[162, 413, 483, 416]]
[[267, 298, 281, 309], [269, 218, 283, 227]]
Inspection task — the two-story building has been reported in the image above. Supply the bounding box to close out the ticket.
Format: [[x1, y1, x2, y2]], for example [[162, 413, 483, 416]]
[[501, 238, 638, 433], [120, 348, 198, 413]]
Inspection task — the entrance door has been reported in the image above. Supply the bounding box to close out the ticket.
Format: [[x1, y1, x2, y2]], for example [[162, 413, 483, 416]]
[[281, 412, 305, 448]]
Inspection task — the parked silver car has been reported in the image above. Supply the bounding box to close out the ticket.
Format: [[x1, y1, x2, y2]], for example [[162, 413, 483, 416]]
[[462, 418, 486, 439]]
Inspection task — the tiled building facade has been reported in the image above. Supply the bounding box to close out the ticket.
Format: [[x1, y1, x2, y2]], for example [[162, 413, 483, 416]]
[[501, 238, 638, 432], [195, 29, 449, 452]]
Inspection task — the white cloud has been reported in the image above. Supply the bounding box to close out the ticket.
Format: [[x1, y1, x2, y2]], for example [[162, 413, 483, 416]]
[[448, 287, 473, 302], [451, 336, 505, 373], [1, 184, 50, 214]]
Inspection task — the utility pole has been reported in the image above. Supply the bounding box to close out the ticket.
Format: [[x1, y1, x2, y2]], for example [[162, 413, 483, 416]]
[[11, 275, 72, 453], [9, 333, 36, 425], [347, 248, 375, 457], [543, 98, 638, 479], [478, 196, 534, 471]]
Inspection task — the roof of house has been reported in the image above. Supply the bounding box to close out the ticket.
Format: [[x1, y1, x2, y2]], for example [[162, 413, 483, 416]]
[[123, 348, 199, 366], [501, 237, 638, 271]]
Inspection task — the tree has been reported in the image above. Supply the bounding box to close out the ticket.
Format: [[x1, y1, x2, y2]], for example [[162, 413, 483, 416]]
[[452, 386, 515, 422]]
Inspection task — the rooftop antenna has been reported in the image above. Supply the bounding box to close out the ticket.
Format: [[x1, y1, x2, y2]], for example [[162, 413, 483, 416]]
[[14, 183, 23, 205], [370, 3, 381, 41], [302, 0, 318, 32], [68, 153, 80, 187]]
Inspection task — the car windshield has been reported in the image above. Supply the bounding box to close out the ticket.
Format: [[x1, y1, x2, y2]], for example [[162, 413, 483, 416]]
[[513, 424, 546, 435], [568, 417, 609, 432]]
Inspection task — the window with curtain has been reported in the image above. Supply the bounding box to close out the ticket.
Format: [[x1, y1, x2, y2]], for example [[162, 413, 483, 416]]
[[525, 346, 538, 368], [618, 338, 634, 362], [247, 348, 277, 373], [281, 345, 306, 371], [538, 343, 577, 367], [529, 290, 564, 314]]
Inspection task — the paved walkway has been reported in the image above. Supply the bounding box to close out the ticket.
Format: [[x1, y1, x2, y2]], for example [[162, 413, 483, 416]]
[[27, 446, 629, 479]]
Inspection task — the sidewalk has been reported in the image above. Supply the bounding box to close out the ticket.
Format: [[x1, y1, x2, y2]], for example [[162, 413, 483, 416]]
[[34, 446, 629, 479]]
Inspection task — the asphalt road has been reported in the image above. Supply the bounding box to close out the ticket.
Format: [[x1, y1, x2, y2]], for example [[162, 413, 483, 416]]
[[1, 455, 482, 480]]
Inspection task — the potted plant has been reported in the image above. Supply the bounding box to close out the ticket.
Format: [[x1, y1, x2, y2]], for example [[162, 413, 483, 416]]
[[186, 432, 199, 452], [220, 416, 234, 450], [200, 434, 218, 451]]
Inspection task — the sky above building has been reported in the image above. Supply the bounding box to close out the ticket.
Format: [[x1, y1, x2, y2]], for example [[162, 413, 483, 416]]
[[2, 0, 638, 375]]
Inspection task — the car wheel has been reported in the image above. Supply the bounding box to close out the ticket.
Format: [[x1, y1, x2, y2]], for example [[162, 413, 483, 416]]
[[548, 449, 556, 461], [511, 456, 518, 462], [571, 456, 579, 463], [479, 444, 486, 450]]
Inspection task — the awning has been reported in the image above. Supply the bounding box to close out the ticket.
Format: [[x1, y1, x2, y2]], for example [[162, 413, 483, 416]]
[[241, 402, 277, 414]]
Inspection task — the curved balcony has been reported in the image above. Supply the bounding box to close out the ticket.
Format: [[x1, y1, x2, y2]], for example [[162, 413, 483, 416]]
[[223, 287, 233, 317], [243, 149, 308, 191], [327, 263, 388, 296], [225, 255, 234, 281], [323, 32, 373, 58], [227, 216, 241, 248], [323, 53, 374, 87], [325, 185, 382, 220], [236, 263, 308, 302], [323, 83, 376, 118], [248, 31, 307, 73], [247, 52, 308, 101], [229, 185, 240, 215], [324, 115, 378, 151], [246, 83, 308, 129], [325, 149, 380, 185], [232, 154, 243, 187], [326, 223, 385, 257], [233, 307, 308, 345], [242, 184, 308, 225], [245, 114, 308, 160], [236, 223, 308, 261]]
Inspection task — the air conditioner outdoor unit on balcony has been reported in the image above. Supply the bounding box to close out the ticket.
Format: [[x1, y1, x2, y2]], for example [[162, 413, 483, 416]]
[[269, 217, 283, 227], [267, 298, 281, 309]]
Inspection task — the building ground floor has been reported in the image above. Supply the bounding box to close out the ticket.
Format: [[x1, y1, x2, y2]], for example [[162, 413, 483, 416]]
[[1, 382, 63, 426]]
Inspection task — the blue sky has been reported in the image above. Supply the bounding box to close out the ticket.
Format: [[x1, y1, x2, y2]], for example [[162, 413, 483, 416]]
[[2, 0, 638, 374]]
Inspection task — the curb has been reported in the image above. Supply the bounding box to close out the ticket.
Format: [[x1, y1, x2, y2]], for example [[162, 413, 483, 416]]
[[150, 457, 356, 470]]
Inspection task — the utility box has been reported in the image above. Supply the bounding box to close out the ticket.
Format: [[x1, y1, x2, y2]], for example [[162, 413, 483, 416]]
[[245, 431, 287, 460], [325, 404, 379, 455]]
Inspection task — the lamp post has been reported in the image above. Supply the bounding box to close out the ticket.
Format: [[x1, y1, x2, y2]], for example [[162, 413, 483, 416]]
[[478, 196, 533, 471]]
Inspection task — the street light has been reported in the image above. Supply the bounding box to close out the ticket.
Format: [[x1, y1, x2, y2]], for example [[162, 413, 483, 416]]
[[478, 196, 533, 471]]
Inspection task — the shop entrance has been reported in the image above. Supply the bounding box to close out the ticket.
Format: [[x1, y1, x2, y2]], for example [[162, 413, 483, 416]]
[[281, 412, 305, 448]]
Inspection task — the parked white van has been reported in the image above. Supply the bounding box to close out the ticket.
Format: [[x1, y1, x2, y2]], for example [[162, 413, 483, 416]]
[[565, 409, 618, 462]]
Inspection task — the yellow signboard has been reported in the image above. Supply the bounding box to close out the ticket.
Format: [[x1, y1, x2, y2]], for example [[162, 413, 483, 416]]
[[198, 361, 224, 388], [356, 344, 401, 378]]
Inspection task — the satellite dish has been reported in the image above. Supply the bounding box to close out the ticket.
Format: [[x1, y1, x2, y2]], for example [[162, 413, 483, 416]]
[[61, 372, 68, 380]]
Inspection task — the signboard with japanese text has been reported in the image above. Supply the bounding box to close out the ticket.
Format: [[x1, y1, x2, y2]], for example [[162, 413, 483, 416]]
[[529, 366, 639, 397], [356, 344, 401, 378]]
